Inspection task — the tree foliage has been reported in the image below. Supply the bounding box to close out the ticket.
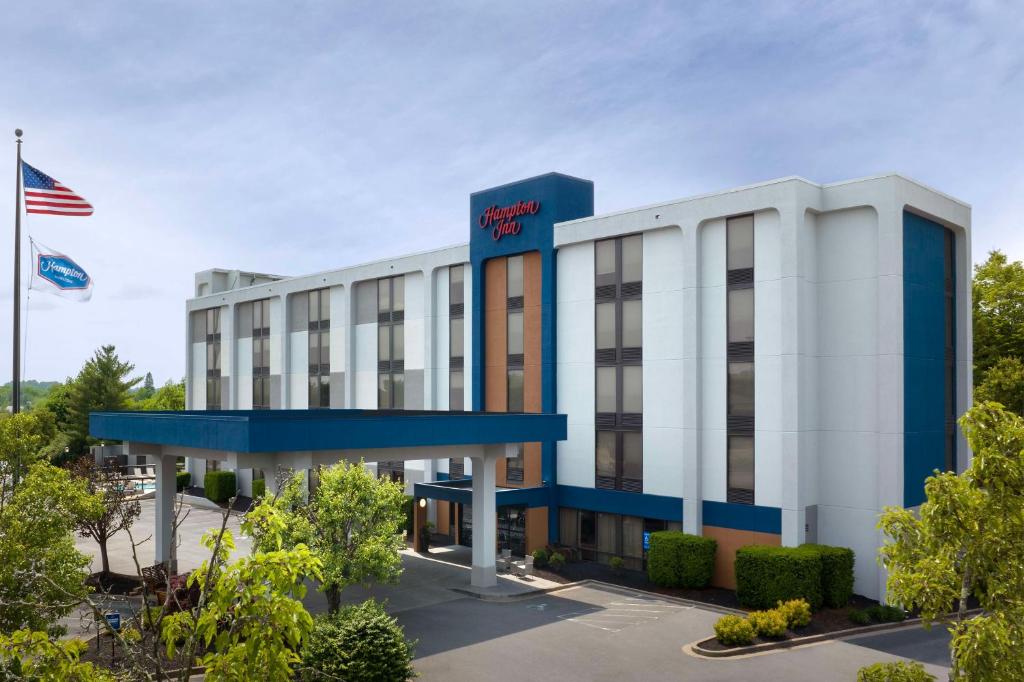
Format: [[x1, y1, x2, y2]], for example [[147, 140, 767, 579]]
[[0, 462, 102, 633], [0, 629, 114, 681], [973, 251, 1024, 384], [71, 458, 142, 576], [878, 402, 1024, 681], [162, 502, 323, 681], [974, 356, 1024, 416], [67, 345, 141, 454], [300, 599, 416, 681], [249, 461, 407, 614], [0, 410, 61, 488], [136, 379, 186, 411]]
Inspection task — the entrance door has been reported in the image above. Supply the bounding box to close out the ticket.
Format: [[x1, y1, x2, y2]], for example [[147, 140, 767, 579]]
[[459, 504, 473, 547], [498, 505, 527, 556]]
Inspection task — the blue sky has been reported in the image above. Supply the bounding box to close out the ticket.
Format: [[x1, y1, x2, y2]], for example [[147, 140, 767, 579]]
[[0, 1, 1021, 385]]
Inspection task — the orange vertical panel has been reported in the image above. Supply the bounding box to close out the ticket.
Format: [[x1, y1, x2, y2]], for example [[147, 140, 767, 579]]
[[701, 526, 782, 589]]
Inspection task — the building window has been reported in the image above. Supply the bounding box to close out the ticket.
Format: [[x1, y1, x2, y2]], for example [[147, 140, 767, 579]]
[[377, 462, 404, 485], [727, 215, 755, 504], [506, 443, 524, 483], [944, 229, 957, 472], [206, 459, 220, 473], [449, 265, 465, 411], [307, 289, 330, 409], [251, 299, 271, 410], [558, 508, 659, 571], [377, 275, 405, 409], [448, 458, 464, 480], [507, 255, 524, 412], [594, 235, 643, 493], [205, 307, 222, 409]]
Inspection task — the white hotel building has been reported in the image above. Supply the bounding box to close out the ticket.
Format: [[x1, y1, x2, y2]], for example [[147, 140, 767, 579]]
[[184, 172, 972, 599]]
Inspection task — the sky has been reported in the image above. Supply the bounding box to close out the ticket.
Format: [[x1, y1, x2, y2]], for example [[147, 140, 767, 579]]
[[0, 1, 1021, 386]]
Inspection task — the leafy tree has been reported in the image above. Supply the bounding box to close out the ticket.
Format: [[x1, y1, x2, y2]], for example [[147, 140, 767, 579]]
[[37, 379, 74, 431], [135, 372, 156, 401], [0, 410, 60, 488], [137, 379, 186, 411], [67, 345, 141, 454], [973, 251, 1024, 384], [71, 458, 142, 576], [0, 380, 60, 412], [0, 462, 102, 633], [974, 356, 1024, 416], [878, 402, 1024, 681], [249, 461, 406, 614], [0, 629, 114, 681], [162, 501, 323, 681]]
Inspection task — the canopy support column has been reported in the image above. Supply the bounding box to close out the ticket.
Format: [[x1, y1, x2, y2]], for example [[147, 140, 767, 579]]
[[470, 454, 497, 588]]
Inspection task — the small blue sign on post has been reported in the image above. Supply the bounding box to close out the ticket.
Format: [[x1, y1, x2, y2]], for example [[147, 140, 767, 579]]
[[643, 531, 651, 552], [104, 612, 121, 632]]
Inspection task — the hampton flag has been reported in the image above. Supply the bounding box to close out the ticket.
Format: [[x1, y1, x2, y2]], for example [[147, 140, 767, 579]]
[[21, 161, 93, 216], [29, 239, 93, 302]]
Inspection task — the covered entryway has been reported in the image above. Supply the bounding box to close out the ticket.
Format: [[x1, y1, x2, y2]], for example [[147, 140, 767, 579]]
[[89, 409, 566, 591]]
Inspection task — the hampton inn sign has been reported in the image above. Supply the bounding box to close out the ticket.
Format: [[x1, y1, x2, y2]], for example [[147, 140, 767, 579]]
[[478, 199, 541, 241]]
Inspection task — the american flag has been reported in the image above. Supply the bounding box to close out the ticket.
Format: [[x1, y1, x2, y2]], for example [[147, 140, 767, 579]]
[[21, 161, 93, 216]]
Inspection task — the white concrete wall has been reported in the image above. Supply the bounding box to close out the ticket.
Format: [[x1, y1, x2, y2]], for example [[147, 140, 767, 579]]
[[556, 241, 595, 488], [288, 329, 309, 409], [699, 218, 728, 502], [236, 336, 253, 409], [643, 227, 685, 498], [190, 342, 206, 410], [814, 206, 882, 596], [354, 318, 377, 408], [754, 209, 784, 509]]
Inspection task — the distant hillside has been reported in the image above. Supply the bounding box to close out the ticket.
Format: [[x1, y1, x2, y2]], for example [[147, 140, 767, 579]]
[[0, 380, 60, 410]]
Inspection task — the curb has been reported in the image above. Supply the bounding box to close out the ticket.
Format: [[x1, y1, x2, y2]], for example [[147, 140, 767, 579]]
[[451, 579, 587, 602]]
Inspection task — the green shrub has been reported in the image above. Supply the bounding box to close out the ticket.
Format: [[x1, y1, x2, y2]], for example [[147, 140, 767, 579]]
[[300, 599, 415, 682], [714, 614, 755, 645], [802, 543, 855, 608], [857, 661, 935, 682], [866, 604, 906, 623], [401, 495, 414, 535], [776, 599, 812, 629], [646, 531, 717, 588], [548, 552, 566, 571], [849, 609, 872, 626], [735, 545, 823, 610], [532, 548, 550, 568], [609, 556, 625, 572], [251, 478, 266, 498], [203, 470, 236, 504], [747, 609, 788, 638], [175, 471, 191, 492]]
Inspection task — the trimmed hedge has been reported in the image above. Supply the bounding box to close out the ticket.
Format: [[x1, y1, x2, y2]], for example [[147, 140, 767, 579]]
[[647, 531, 717, 588], [175, 471, 191, 492], [857, 661, 935, 682], [203, 470, 236, 504], [802, 543, 855, 608], [300, 599, 415, 681], [735, 545, 823, 610], [251, 478, 266, 499]]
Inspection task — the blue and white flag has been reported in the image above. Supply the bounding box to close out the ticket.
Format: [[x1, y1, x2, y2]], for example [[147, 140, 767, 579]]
[[29, 239, 93, 302]]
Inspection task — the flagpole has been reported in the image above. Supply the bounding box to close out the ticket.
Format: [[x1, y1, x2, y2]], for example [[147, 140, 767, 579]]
[[12, 129, 22, 414]]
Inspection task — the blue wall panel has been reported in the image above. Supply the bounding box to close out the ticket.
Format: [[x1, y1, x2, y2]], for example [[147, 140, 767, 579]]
[[702, 500, 782, 535], [556, 485, 684, 522], [903, 211, 953, 507]]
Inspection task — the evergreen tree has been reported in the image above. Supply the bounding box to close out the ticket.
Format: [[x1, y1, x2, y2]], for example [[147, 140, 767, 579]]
[[67, 346, 141, 454]]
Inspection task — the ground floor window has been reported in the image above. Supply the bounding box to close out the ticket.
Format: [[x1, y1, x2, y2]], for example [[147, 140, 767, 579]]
[[454, 504, 528, 557], [378, 461, 404, 484], [558, 507, 680, 571]]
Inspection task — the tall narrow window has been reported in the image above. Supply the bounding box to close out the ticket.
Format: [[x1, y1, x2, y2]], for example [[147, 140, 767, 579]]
[[307, 289, 330, 408], [944, 229, 957, 472], [594, 235, 643, 493], [205, 307, 222, 410], [449, 264, 466, 480], [727, 215, 755, 504], [251, 299, 271, 409], [377, 275, 405, 481], [506, 443, 524, 483], [507, 255, 524, 412], [449, 265, 465, 411], [377, 276, 405, 409]]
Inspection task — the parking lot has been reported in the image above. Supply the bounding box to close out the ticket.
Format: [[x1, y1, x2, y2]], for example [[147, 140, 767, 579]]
[[79, 502, 950, 681]]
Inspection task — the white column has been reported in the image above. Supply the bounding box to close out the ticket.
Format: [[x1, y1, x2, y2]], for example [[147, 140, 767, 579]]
[[261, 468, 279, 495], [155, 454, 177, 570], [682, 223, 702, 535], [470, 455, 497, 587]]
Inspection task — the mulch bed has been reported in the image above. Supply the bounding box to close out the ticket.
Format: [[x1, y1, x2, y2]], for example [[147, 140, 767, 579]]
[[79, 625, 202, 677], [85, 572, 144, 596], [698, 594, 882, 651]]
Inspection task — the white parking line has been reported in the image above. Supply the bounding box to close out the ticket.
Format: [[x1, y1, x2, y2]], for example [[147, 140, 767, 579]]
[[555, 596, 689, 633]]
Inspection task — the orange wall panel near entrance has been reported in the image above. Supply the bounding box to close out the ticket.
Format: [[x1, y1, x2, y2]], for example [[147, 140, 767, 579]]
[[526, 506, 548, 554], [522, 252, 543, 487], [701, 525, 782, 589], [485, 258, 509, 485], [436, 500, 450, 539]]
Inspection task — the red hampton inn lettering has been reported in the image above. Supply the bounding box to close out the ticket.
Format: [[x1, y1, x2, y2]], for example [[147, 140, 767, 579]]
[[478, 200, 541, 241]]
